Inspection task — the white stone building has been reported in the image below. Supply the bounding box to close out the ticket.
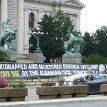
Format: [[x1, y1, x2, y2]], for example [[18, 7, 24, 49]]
[[0, 0, 84, 55]]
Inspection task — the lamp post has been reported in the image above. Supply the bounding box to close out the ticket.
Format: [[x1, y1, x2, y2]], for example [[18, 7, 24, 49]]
[[32, 31, 43, 53], [31, 31, 44, 63]]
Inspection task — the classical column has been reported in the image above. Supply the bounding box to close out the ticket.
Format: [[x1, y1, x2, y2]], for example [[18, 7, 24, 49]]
[[24, 8, 30, 53], [17, 0, 24, 54], [0, 0, 8, 33], [76, 14, 80, 31]]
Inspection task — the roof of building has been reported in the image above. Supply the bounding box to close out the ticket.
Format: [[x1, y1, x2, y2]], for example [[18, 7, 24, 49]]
[[32, 0, 85, 9]]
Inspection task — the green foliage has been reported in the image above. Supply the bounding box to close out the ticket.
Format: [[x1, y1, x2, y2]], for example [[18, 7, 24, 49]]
[[82, 32, 96, 56], [53, 10, 74, 36], [29, 11, 78, 62], [29, 33, 37, 53], [93, 26, 107, 57], [9, 81, 26, 88], [82, 26, 107, 63], [0, 51, 10, 62], [82, 54, 107, 64]]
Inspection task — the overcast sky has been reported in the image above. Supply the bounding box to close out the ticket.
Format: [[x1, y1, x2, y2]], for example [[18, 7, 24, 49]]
[[80, 0, 107, 33]]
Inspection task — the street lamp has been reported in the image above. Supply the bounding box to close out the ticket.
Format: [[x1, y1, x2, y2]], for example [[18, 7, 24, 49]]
[[32, 31, 43, 53]]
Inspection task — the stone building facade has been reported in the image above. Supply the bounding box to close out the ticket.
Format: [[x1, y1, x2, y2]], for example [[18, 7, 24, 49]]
[[0, 0, 84, 55]]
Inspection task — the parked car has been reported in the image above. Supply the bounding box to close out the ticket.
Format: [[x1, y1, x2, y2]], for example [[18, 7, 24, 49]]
[[55, 74, 107, 93], [86, 74, 107, 93]]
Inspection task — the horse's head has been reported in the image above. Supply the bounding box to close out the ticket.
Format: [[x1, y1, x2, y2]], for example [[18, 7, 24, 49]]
[[13, 28, 17, 34]]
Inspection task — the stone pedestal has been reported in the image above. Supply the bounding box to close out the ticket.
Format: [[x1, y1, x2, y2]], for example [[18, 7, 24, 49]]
[[29, 52, 44, 63], [16, 52, 44, 63], [62, 55, 82, 64], [16, 54, 34, 63], [7, 51, 17, 61]]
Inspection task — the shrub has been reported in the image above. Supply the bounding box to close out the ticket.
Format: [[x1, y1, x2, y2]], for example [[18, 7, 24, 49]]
[[9, 81, 26, 88], [82, 54, 107, 64], [0, 51, 10, 62]]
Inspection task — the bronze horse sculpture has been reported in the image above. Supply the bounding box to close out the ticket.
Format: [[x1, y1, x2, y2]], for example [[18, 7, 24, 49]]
[[64, 29, 83, 56], [0, 19, 17, 51]]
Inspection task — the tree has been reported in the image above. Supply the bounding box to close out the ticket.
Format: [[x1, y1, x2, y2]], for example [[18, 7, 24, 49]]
[[82, 32, 95, 56], [39, 14, 60, 62], [93, 26, 107, 57], [82, 26, 107, 64], [29, 33, 37, 53], [29, 11, 76, 62]]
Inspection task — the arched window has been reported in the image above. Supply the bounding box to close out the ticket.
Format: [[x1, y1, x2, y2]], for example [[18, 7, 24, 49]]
[[29, 13, 34, 29]]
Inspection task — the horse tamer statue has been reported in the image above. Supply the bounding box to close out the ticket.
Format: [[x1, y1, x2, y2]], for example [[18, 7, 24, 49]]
[[0, 19, 17, 51], [64, 29, 83, 56]]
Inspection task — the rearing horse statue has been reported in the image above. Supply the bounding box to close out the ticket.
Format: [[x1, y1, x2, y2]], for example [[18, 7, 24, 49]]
[[64, 29, 83, 56], [64, 29, 76, 54], [0, 19, 17, 51]]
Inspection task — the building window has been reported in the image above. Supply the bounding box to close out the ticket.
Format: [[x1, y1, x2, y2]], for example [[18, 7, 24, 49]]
[[29, 13, 34, 30]]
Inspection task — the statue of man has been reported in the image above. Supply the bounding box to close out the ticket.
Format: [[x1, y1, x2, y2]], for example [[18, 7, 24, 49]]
[[2, 19, 15, 34], [73, 34, 84, 56], [5, 28, 17, 50]]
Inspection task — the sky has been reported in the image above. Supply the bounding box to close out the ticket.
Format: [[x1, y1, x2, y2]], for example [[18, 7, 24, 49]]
[[80, 0, 107, 33]]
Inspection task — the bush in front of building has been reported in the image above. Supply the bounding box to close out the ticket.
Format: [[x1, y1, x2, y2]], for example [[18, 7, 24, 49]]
[[0, 50, 10, 62], [82, 54, 107, 64]]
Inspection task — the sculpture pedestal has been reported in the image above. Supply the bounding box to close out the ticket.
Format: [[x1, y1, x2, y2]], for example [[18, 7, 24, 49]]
[[7, 51, 17, 61], [62, 55, 82, 64], [17, 54, 34, 63], [16, 52, 44, 63], [29, 52, 44, 63]]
